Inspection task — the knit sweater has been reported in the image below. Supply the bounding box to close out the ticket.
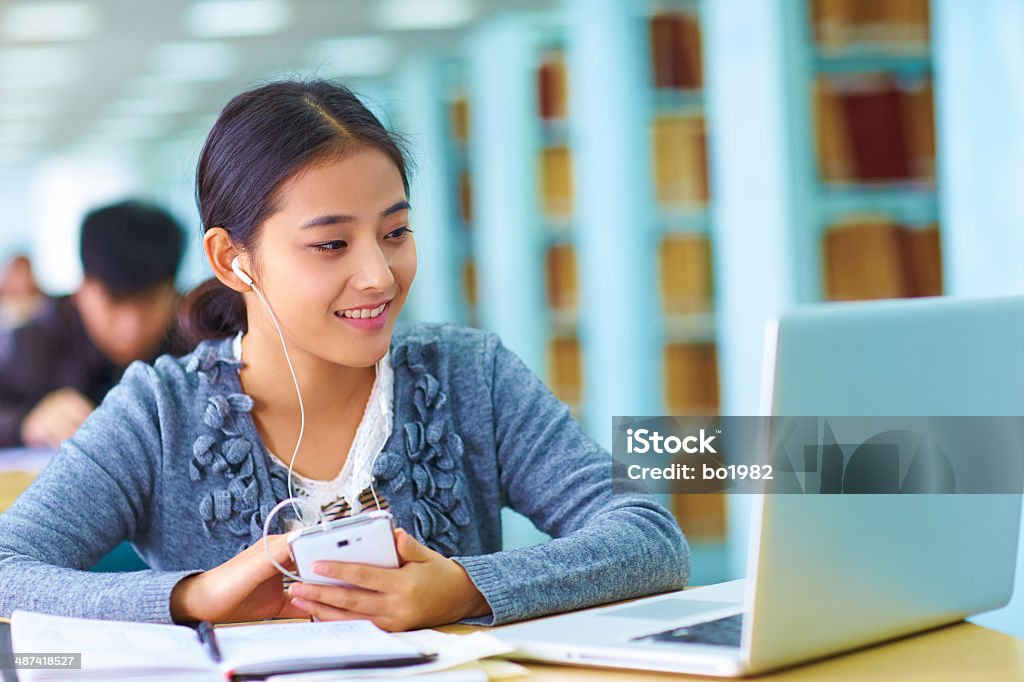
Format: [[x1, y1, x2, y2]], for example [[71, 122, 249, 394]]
[[0, 322, 690, 625]]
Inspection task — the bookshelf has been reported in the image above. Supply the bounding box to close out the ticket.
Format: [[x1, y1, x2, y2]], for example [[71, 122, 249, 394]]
[[463, 15, 552, 551], [649, 2, 718, 407], [535, 44, 585, 419], [389, 60, 467, 326], [443, 64, 478, 328], [421, 0, 949, 583], [647, 0, 726, 580], [802, 0, 942, 302], [700, 0, 945, 579]]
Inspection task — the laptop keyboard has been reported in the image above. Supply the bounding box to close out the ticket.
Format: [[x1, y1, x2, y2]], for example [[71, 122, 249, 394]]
[[633, 613, 744, 648]]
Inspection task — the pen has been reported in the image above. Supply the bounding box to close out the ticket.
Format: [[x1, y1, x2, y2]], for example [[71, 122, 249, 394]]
[[197, 621, 223, 663]]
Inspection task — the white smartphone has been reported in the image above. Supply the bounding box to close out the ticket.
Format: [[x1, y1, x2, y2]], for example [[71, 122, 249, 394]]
[[287, 510, 400, 587]]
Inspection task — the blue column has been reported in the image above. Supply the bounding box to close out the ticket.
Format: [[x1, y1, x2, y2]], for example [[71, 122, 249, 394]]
[[933, 0, 1024, 638], [465, 16, 545, 375], [564, 0, 662, 449], [395, 58, 465, 324], [704, 0, 802, 578], [466, 16, 550, 549], [934, 0, 1024, 297]]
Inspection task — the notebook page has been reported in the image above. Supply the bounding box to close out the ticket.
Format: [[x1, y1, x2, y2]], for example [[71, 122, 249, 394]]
[[11, 611, 211, 679], [215, 620, 419, 671]]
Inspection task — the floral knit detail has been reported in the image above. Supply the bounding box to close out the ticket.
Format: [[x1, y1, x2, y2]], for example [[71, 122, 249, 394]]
[[184, 350, 263, 553], [372, 338, 470, 554]]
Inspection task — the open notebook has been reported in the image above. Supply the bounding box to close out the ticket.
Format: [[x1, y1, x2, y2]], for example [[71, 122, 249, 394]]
[[11, 611, 431, 681]]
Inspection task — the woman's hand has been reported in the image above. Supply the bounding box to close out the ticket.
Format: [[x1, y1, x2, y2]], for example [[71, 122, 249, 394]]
[[286, 528, 491, 631], [170, 534, 308, 623]]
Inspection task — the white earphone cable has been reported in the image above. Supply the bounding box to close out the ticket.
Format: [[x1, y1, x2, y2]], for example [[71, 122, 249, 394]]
[[262, 498, 305, 582], [248, 284, 308, 527], [261, 498, 339, 587]]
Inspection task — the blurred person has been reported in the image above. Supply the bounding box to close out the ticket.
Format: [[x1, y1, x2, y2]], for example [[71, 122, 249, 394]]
[[0, 200, 187, 449], [0, 254, 44, 331]]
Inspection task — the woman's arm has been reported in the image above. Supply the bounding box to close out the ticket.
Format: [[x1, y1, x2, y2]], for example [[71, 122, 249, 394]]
[[0, 362, 197, 622], [452, 335, 691, 625]]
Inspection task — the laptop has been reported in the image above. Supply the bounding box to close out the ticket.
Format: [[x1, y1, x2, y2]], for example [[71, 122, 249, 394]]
[[495, 295, 1024, 676]]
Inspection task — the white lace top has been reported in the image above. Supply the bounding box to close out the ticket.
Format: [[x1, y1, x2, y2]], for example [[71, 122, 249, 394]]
[[231, 333, 394, 527]]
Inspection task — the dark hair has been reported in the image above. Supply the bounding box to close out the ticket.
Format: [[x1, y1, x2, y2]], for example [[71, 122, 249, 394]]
[[179, 79, 411, 345], [81, 200, 184, 296]]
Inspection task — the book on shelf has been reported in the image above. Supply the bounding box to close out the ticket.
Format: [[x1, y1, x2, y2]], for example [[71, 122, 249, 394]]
[[901, 222, 943, 297], [659, 233, 713, 314], [548, 336, 583, 408], [824, 218, 906, 300], [813, 73, 935, 184], [652, 115, 709, 206], [672, 485, 727, 543], [537, 49, 569, 120], [822, 217, 942, 301], [834, 74, 909, 182], [462, 258, 478, 308], [449, 94, 469, 143], [539, 146, 574, 218], [458, 169, 473, 224], [901, 77, 936, 179], [811, 0, 930, 50], [664, 342, 719, 415], [649, 11, 703, 90], [814, 77, 855, 183], [545, 243, 579, 312]]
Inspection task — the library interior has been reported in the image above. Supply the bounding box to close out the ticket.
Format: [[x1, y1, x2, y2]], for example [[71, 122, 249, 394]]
[[1, 0, 1024, 677]]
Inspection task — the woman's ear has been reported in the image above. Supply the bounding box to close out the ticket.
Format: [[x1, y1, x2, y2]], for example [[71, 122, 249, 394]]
[[204, 228, 251, 293]]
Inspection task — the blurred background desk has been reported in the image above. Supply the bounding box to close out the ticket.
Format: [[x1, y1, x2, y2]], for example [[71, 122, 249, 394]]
[[0, 448, 53, 511], [0, 447, 146, 572]]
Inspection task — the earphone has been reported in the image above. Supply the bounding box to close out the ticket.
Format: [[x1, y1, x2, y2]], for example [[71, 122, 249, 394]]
[[231, 256, 383, 584], [231, 256, 254, 287]]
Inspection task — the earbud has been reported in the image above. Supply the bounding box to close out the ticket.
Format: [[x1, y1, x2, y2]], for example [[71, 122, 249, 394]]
[[231, 256, 254, 287]]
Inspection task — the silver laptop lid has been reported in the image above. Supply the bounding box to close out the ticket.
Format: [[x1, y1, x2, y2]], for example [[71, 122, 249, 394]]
[[743, 296, 1024, 673]]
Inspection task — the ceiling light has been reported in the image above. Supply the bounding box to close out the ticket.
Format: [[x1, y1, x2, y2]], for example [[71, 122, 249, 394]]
[[91, 116, 168, 140], [150, 41, 240, 82], [1, 1, 99, 42], [0, 101, 53, 120], [106, 91, 200, 117], [183, 0, 292, 38], [0, 121, 46, 145], [308, 37, 396, 78], [373, 0, 476, 30], [121, 76, 194, 98], [0, 147, 32, 165], [0, 46, 80, 86]]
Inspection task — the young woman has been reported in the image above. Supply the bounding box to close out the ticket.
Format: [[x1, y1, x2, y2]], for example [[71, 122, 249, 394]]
[[0, 80, 689, 628]]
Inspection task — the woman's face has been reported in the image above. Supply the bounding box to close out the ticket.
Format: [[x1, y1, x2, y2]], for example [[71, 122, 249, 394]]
[[247, 146, 416, 368]]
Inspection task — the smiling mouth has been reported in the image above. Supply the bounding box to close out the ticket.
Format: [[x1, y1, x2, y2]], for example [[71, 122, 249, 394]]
[[335, 301, 390, 319]]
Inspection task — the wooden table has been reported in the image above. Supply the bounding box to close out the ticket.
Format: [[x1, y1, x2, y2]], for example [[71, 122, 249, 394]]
[[441, 618, 1024, 680]]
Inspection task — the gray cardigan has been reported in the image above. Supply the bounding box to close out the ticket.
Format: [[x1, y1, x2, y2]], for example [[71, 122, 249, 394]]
[[0, 322, 689, 624]]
